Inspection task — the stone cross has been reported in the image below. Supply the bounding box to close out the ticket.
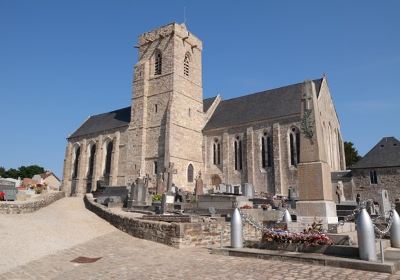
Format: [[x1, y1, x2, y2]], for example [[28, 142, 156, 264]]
[[164, 162, 177, 192], [195, 171, 204, 198], [156, 173, 166, 194]]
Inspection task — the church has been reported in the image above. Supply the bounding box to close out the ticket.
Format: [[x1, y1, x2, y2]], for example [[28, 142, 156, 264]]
[[61, 22, 346, 198]]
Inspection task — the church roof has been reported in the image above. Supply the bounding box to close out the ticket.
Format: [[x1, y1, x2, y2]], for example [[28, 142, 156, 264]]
[[69, 78, 323, 138], [203, 78, 322, 131], [203, 96, 217, 112], [351, 137, 400, 169], [69, 106, 131, 139]]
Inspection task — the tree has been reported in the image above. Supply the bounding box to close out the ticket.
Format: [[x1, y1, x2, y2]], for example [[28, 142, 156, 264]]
[[344, 141, 362, 167], [2, 165, 46, 179], [0, 166, 6, 178]]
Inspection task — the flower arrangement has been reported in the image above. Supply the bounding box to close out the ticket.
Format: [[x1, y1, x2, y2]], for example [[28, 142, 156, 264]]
[[261, 220, 333, 247], [152, 194, 162, 202], [0, 191, 5, 201], [240, 204, 252, 209]]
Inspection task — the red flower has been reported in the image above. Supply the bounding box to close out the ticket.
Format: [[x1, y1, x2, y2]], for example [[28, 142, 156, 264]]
[[0, 191, 5, 201]]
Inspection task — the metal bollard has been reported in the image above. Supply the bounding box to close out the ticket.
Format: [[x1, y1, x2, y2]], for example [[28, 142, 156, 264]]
[[357, 208, 377, 261], [282, 209, 292, 223], [231, 208, 243, 248], [390, 209, 400, 248]]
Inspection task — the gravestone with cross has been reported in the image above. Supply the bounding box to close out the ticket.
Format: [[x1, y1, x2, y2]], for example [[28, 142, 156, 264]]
[[164, 162, 177, 192]]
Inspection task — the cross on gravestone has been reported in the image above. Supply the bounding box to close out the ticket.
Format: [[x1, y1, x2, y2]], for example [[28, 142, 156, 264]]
[[164, 162, 177, 192], [195, 171, 204, 197], [156, 173, 166, 194]]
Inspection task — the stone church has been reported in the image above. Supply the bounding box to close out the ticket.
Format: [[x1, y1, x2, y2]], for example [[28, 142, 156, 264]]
[[62, 22, 346, 198]]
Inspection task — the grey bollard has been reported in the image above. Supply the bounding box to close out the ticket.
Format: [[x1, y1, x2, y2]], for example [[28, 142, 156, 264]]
[[282, 209, 292, 223], [391, 209, 400, 248], [231, 208, 243, 248], [356, 208, 377, 261]]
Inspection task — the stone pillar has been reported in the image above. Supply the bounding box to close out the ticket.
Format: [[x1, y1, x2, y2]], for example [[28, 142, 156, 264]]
[[272, 123, 284, 195], [112, 131, 120, 186], [77, 139, 87, 195], [296, 80, 338, 228], [222, 131, 230, 183], [61, 141, 73, 195], [246, 127, 255, 186], [93, 135, 103, 190]]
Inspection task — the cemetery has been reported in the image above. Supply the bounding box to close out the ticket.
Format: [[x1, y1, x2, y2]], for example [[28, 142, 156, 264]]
[[0, 178, 65, 214], [80, 159, 400, 274]]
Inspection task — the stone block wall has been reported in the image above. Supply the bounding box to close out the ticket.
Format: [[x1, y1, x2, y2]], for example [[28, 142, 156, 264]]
[[0, 191, 65, 214], [353, 167, 400, 203], [84, 194, 260, 248]]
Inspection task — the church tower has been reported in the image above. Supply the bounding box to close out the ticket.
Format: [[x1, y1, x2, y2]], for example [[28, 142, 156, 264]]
[[127, 23, 204, 190]]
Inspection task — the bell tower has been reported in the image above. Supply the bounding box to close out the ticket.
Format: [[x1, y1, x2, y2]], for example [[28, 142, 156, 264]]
[[127, 23, 204, 190]]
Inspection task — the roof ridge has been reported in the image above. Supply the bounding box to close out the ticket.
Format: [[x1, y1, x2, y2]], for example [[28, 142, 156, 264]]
[[219, 78, 322, 103]]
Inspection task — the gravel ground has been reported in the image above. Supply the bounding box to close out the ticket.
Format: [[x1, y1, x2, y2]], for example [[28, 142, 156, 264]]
[[0, 197, 116, 273]]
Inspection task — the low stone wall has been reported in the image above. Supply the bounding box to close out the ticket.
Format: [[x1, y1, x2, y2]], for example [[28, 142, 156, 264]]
[[0, 191, 65, 214], [84, 194, 260, 248]]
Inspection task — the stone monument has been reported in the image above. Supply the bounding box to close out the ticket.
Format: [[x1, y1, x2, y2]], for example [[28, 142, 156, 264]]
[[296, 80, 338, 229], [195, 171, 204, 197]]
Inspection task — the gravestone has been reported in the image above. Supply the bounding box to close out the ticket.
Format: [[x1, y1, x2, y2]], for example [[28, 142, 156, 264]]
[[216, 183, 227, 194], [156, 173, 166, 194], [96, 186, 128, 206], [0, 180, 17, 201], [379, 189, 391, 218], [226, 184, 233, 194], [164, 162, 177, 192], [128, 178, 151, 207], [241, 183, 254, 198], [194, 172, 204, 197], [161, 192, 175, 214], [233, 185, 242, 195]]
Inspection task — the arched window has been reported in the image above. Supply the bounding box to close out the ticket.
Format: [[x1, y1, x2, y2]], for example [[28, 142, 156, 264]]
[[187, 164, 194, 182], [87, 144, 96, 179], [155, 50, 162, 75], [234, 136, 243, 171], [261, 133, 273, 168], [213, 138, 221, 165], [104, 141, 113, 177], [184, 53, 190, 77], [289, 127, 300, 166], [72, 146, 81, 179]]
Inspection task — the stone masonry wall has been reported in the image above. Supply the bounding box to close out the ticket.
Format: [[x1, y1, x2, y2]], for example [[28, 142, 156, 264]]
[[353, 167, 400, 203], [0, 191, 65, 214], [84, 194, 259, 248]]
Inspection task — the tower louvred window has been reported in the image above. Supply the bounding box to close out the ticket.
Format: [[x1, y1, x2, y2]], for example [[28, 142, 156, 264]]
[[184, 53, 190, 77], [155, 51, 162, 75]]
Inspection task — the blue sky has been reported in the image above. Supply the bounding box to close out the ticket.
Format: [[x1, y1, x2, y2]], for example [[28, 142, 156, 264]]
[[1, 1, 399, 177]]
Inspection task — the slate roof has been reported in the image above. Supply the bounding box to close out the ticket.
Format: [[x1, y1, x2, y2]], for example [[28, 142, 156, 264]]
[[203, 79, 323, 131], [203, 96, 217, 112], [351, 137, 400, 169], [69, 107, 131, 139], [69, 78, 323, 138]]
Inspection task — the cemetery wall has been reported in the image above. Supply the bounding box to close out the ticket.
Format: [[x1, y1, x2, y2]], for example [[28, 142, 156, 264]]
[[0, 191, 65, 214], [84, 194, 261, 248], [353, 167, 400, 203]]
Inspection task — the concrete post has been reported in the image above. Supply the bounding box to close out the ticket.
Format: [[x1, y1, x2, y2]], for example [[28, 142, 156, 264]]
[[357, 208, 377, 261], [231, 208, 243, 248]]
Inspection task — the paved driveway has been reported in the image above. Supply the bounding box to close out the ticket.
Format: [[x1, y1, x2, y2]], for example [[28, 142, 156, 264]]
[[0, 197, 399, 279]]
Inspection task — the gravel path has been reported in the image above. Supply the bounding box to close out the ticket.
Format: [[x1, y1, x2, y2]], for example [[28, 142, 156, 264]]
[[0, 197, 116, 273]]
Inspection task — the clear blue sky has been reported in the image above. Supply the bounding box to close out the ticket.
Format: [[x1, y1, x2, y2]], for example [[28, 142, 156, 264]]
[[1, 1, 399, 177]]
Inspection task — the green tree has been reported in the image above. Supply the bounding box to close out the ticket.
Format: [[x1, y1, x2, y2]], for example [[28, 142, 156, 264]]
[[344, 141, 362, 167], [2, 165, 46, 179], [4, 168, 19, 179], [0, 166, 6, 178]]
